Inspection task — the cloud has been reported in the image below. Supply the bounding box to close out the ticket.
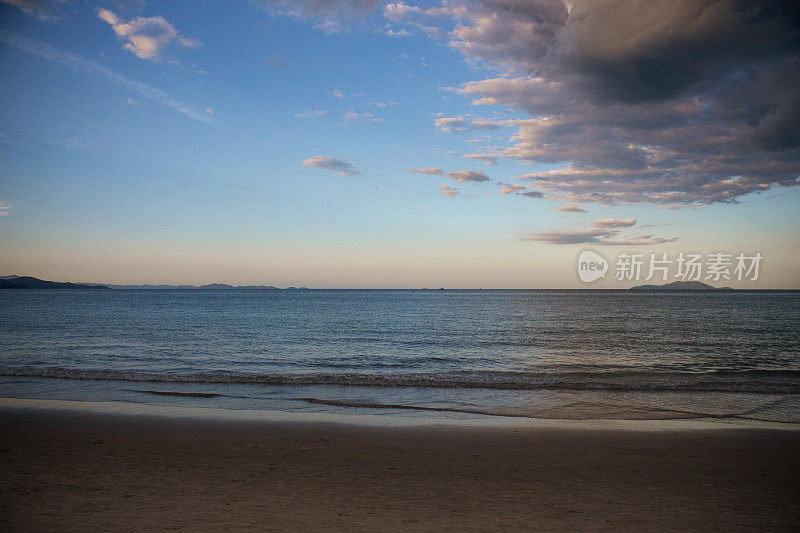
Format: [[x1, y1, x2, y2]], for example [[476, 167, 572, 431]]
[[0, 202, 9, 215], [434, 115, 506, 132], [392, 0, 800, 207], [497, 182, 545, 198], [407, 167, 442, 175], [434, 116, 468, 132], [522, 227, 678, 246], [256, 0, 381, 33], [445, 170, 490, 183], [113, 0, 145, 10], [521, 190, 544, 199], [302, 155, 360, 176], [97, 8, 201, 61], [1, 0, 66, 20], [295, 109, 327, 118], [463, 153, 498, 165], [0, 31, 211, 123], [556, 203, 587, 213], [498, 183, 525, 194], [383, 2, 422, 23], [332, 89, 344, 98], [344, 110, 384, 123], [592, 217, 636, 228], [440, 184, 459, 197], [0, 131, 24, 147]]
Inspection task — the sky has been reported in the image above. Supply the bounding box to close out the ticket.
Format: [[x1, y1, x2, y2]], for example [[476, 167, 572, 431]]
[[0, 0, 798, 288]]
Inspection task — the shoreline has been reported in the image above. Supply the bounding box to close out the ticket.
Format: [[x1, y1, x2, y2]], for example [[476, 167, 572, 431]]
[[2, 397, 799, 431], [2, 402, 799, 531]]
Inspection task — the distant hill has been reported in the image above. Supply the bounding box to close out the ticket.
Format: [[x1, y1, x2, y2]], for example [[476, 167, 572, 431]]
[[0, 275, 285, 290], [630, 281, 733, 290], [196, 283, 281, 290], [0, 276, 110, 290]]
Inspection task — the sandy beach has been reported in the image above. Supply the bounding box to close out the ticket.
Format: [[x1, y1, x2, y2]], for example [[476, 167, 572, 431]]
[[1, 404, 799, 531]]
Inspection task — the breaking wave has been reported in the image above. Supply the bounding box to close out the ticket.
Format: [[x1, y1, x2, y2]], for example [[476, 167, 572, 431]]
[[3, 367, 799, 394]]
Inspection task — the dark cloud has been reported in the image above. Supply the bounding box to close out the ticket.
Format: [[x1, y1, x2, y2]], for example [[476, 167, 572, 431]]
[[391, 0, 800, 206], [521, 190, 544, 198], [555, 0, 800, 104]]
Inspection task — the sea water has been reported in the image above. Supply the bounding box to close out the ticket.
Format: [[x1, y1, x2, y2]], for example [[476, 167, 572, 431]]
[[1, 289, 798, 423]]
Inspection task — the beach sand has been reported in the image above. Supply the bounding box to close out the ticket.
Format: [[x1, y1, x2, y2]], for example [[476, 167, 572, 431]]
[[1, 406, 799, 531]]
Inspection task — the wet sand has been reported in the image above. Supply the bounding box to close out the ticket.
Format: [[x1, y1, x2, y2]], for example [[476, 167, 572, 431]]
[[1, 406, 799, 531]]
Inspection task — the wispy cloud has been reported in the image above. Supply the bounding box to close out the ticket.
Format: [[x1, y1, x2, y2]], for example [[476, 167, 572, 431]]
[[344, 110, 384, 123], [556, 203, 587, 213], [463, 153, 498, 165], [0, 132, 24, 147], [1, 0, 65, 21], [302, 156, 360, 176], [440, 184, 458, 197], [434, 116, 506, 132], [445, 170, 490, 183], [295, 109, 327, 118], [497, 182, 543, 198], [498, 183, 525, 194], [255, 0, 381, 33], [434, 116, 467, 132], [97, 8, 201, 61], [523, 218, 677, 246], [0, 31, 211, 123], [407, 167, 442, 175], [592, 217, 636, 228], [0, 202, 10, 216]]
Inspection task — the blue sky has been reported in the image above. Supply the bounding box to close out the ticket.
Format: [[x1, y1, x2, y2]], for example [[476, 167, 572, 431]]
[[1, 1, 799, 287]]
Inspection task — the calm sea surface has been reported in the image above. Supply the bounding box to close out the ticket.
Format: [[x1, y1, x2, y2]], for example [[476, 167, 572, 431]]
[[1, 289, 798, 422]]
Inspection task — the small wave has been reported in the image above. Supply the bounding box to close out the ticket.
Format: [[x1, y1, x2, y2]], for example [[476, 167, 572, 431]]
[[2, 366, 800, 393], [297, 397, 529, 417], [297, 397, 799, 424], [126, 389, 222, 398]]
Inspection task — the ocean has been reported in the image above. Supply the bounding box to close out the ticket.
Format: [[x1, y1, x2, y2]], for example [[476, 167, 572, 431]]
[[1, 289, 798, 423]]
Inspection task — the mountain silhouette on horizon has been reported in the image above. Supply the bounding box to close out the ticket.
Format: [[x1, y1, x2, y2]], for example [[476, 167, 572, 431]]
[[630, 281, 734, 290]]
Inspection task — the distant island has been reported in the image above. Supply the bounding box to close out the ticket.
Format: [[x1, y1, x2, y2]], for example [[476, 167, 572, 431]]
[[630, 281, 734, 291], [0, 276, 110, 290], [1, 275, 739, 291], [0, 275, 309, 290]]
